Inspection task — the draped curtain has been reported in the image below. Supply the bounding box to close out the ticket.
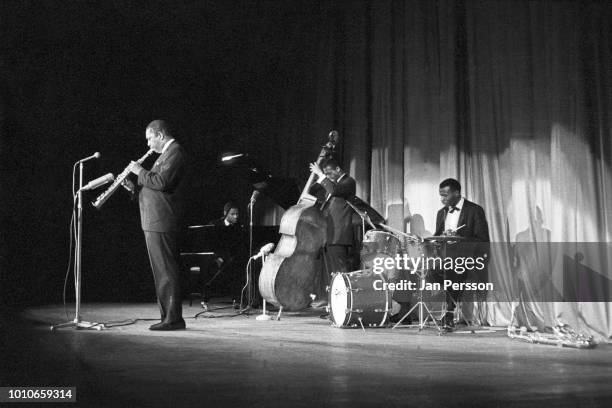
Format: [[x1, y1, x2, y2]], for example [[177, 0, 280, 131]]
[[1, 0, 609, 335], [272, 0, 612, 340]]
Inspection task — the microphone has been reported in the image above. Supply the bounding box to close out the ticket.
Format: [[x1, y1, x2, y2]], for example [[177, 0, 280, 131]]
[[78, 152, 101, 163], [249, 190, 260, 206], [328, 130, 339, 144], [80, 173, 115, 191], [252, 243, 275, 259]]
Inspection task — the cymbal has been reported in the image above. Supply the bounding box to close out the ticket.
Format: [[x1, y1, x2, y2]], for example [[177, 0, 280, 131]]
[[422, 235, 468, 242], [347, 196, 385, 225]]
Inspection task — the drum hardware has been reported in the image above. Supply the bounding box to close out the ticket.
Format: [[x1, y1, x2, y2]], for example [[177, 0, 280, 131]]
[[422, 235, 467, 243], [391, 266, 442, 334], [419, 235, 464, 331], [378, 223, 422, 245], [346, 200, 377, 233], [392, 235, 464, 333]]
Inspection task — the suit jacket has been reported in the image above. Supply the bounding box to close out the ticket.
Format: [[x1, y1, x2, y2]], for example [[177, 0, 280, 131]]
[[316, 174, 357, 246], [209, 217, 229, 227], [138, 141, 187, 232], [206, 217, 246, 263], [435, 199, 490, 242]]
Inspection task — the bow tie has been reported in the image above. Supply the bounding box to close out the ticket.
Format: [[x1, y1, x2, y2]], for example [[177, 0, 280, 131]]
[[448, 206, 459, 214]]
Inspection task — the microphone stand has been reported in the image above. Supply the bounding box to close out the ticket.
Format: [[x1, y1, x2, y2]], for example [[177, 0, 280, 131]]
[[239, 194, 256, 312], [256, 253, 273, 321], [51, 160, 103, 331]]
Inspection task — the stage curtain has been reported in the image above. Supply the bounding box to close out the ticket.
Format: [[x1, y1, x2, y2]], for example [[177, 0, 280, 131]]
[[271, 0, 612, 340]]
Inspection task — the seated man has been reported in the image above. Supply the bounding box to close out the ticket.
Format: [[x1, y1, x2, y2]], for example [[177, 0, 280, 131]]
[[210, 202, 240, 227], [434, 178, 490, 330], [203, 202, 247, 308]]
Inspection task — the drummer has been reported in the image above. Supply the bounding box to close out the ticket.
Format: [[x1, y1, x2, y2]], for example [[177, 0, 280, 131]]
[[434, 178, 490, 329]]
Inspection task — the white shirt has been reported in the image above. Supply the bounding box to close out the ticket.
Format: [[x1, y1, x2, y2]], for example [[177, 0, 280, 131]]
[[316, 172, 346, 184], [161, 138, 175, 154], [444, 197, 464, 232], [318, 173, 346, 205]]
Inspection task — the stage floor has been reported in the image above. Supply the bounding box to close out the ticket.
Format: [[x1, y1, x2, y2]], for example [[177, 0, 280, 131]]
[[2, 302, 611, 407]]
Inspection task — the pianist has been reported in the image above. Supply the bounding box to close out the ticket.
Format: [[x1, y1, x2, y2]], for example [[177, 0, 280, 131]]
[[204, 202, 246, 307], [210, 202, 241, 227]]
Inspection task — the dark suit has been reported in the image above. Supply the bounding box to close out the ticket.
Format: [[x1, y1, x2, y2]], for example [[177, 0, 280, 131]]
[[434, 198, 489, 311], [206, 217, 246, 302], [316, 174, 357, 274], [434, 199, 489, 242], [138, 141, 187, 324]]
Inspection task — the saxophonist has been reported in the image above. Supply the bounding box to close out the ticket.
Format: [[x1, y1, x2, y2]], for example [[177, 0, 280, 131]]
[[123, 119, 188, 330]]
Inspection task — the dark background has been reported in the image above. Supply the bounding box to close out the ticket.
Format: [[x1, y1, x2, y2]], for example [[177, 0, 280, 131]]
[[0, 0, 332, 306]]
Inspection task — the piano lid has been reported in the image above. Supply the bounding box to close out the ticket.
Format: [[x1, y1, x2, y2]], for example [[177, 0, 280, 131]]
[[222, 154, 300, 209]]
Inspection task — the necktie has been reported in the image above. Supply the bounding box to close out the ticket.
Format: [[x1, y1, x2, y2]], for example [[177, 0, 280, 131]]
[[448, 206, 459, 214]]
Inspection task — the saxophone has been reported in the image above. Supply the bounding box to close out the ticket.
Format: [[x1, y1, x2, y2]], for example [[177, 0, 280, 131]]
[[92, 149, 155, 209]]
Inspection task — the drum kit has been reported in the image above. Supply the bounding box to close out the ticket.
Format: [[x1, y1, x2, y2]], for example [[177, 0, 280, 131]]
[[328, 223, 466, 332]]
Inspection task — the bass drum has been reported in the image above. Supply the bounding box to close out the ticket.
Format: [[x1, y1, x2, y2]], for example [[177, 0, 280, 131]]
[[329, 270, 391, 328]]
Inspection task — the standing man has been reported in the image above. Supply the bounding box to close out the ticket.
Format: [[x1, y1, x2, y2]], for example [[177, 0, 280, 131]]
[[310, 157, 358, 289], [126, 119, 187, 330], [435, 178, 489, 329]]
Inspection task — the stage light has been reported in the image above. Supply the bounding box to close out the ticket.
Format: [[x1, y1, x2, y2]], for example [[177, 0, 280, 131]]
[[221, 153, 245, 162]]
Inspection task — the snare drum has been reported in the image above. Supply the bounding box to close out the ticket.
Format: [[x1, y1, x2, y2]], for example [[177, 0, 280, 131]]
[[329, 270, 391, 328]]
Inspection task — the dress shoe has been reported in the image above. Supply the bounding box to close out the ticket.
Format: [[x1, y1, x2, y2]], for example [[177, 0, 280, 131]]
[[440, 312, 455, 331], [149, 319, 186, 331], [319, 313, 330, 320]]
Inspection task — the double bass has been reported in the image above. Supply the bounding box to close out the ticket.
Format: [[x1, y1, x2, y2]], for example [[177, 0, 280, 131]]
[[258, 131, 338, 310]]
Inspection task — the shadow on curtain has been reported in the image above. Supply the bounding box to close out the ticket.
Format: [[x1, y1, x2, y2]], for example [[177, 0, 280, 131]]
[[272, 0, 612, 340]]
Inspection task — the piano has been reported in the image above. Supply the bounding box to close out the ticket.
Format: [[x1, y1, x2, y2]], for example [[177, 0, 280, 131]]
[[180, 155, 295, 304]]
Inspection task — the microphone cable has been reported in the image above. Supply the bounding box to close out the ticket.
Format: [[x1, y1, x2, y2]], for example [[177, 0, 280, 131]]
[[239, 257, 254, 313], [61, 162, 79, 320]]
